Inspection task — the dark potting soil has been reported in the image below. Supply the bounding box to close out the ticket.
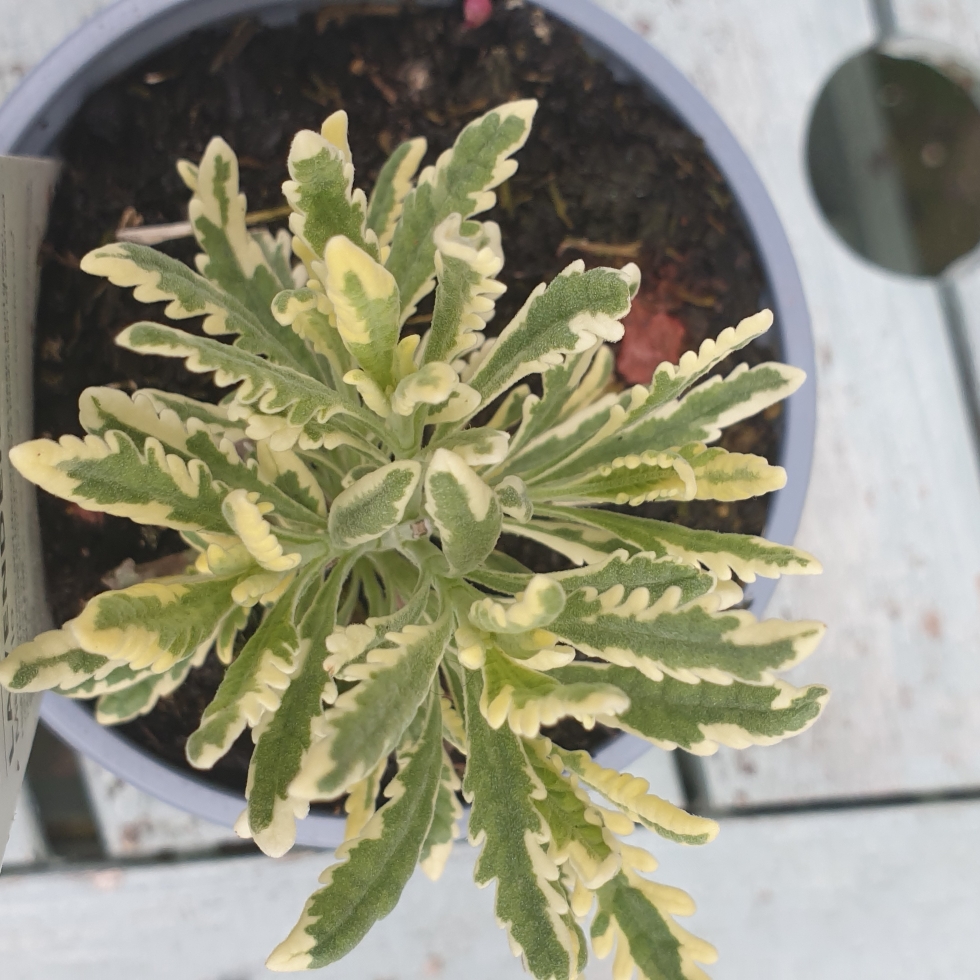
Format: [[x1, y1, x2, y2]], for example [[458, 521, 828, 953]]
[[33, 2, 776, 797]]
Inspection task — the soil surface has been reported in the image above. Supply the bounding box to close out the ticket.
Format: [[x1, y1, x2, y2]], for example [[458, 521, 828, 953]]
[[33, 3, 777, 797]]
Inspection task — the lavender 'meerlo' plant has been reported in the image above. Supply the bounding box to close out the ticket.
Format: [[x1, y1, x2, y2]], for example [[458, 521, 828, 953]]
[[0, 102, 826, 978]]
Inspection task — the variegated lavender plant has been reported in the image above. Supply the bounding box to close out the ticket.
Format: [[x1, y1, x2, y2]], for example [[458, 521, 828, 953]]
[[0, 101, 827, 979]]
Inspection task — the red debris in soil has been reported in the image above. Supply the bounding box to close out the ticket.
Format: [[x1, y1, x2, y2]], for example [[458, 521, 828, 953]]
[[65, 502, 105, 527], [617, 291, 688, 385], [463, 0, 493, 30]]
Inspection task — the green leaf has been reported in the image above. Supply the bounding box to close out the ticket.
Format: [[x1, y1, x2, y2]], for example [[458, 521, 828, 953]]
[[386, 100, 537, 321], [593, 870, 717, 980], [0, 628, 114, 693], [550, 581, 825, 684], [289, 611, 451, 800], [80, 241, 312, 373], [479, 644, 629, 737], [424, 448, 501, 573], [432, 426, 511, 467], [366, 137, 427, 248], [10, 431, 231, 533], [462, 668, 583, 980], [186, 577, 307, 768], [244, 559, 353, 857], [544, 506, 821, 582], [284, 111, 380, 263], [552, 662, 829, 754], [116, 321, 383, 447], [323, 235, 401, 390], [553, 746, 719, 846], [422, 214, 506, 367], [267, 693, 443, 972], [328, 460, 421, 549], [419, 749, 463, 881], [466, 262, 639, 411], [71, 573, 241, 673]]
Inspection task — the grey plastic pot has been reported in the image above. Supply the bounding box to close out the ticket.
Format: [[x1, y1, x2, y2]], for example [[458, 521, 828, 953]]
[[0, 0, 815, 848]]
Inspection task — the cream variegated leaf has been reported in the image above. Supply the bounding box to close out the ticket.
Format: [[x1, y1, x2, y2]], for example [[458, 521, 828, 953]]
[[525, 738, 621, 890], [432, 426, 510, 467], [343, 757, 388, 842], [495, 475, 533, 522], [71, 572, 242, 673], [10, 431, 230, 533], [0, 628, 116, 693], [500, 517, 628, 567], [465, 262, 639, 412], [386, 100, 536, 321], [366, 137, 427, 249], [222, 489, 304, 572], [187, 138, 311, 365], [271, 286, 355, 395], [324, 574, 432, 678], [463, 668, 584, 980], [468, 574, 565, 634], [116, 321, 384, 445], [550, 581, 824, 685], [502, 342, 610, 467], [328, 460, 421, 549], [529, 449, 697, 507], [644, 308, 773, 411], [418, 749, 463, 881], [424, 449, 501, 574], [284, 110, 381, 268], [606, 361, 803, 459], [552, 661, 829, 755], [289, 612, 451, 801], [479, 644, 629, 738], [244, 559, 354, 858], [680, 443, 786, 501], [592, 868, 717, 980], [549, 506, 822, 582], [186, 576, 309, 769], [95, 648, 206, 725], [79, 242, 313, 373], [78, 386, 328, 528], [268, 694, 443, 972], [553, 747, 719, 846], [324, 235, 400, 390], [423, 214, 506, 367]]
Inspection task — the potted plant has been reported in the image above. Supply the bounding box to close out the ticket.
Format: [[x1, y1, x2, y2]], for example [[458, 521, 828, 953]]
[[0, 15, 830, 974]]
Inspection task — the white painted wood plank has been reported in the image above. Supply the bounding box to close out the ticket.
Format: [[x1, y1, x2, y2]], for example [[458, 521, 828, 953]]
[[892, 0, 980, 59], [0, 0, 114, 102], [596, 0, 980, 805], [1, 800, 978, 979], [79, 757, 241, 859], [0, 788, 47, 870]]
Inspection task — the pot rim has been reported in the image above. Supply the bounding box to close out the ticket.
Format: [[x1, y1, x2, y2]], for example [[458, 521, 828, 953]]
[[4, 0, 815, 848]]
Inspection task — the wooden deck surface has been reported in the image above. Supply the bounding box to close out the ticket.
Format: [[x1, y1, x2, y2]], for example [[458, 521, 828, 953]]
[[3, 1, 980, 977]]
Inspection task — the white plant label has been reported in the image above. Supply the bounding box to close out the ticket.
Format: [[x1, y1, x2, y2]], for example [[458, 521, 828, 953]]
[[0, 155, 59, 862]]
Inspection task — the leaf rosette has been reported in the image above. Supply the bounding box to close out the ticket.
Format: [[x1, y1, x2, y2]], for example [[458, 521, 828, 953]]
[[0, 100, 826, 980]]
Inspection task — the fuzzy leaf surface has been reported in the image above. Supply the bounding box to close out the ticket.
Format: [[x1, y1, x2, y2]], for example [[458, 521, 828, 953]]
[[267, 694, 442, 972]]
